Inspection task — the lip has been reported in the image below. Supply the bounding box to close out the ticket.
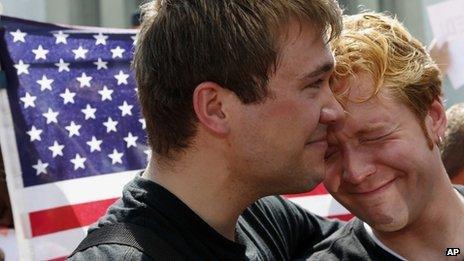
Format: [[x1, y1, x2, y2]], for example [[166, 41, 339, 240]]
[[350, 177, 398, 196]]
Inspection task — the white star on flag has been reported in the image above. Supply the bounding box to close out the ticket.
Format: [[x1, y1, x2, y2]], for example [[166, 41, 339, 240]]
[[103, 117, 118, 133], [86, 136, 103, 152], [81, 104, 97, 120], [72, 46, 88, 59], [70, 154, 86, 170], [98, 86, 113, 101], [114, 70, 129, 85], [108, 149, 124, 164], [123, 132, 138, 148], [139, 119, 146, 129], [93, 32, 108, 45], [32, 45, 49, 60], [10, 29, 27, 43], [76, 72, 92, 87], [55, 59, 70, 72], [118, 101, 133, 116], [32, 160, 49, 175], [27, 126, 43, 141], [110, 46, 125, 58], [14, 60, 30, 75], [20, 92, 37, 108], [53, 31, 69, 44], [60, 88, 76, 104], [42, 108, 59, 124], [48, 141, 65, 158], [131, 34, 138, 45], [65, 121, 82, 137], [94, 58, 108, 70], [37, 75, 54, 91]]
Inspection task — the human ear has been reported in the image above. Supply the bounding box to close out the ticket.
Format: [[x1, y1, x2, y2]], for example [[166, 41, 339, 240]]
[[192, 82, 230, 137], [426, 99, 447, 143]]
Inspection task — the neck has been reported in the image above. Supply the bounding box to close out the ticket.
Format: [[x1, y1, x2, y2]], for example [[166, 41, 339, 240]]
[[373, 182, 464, 260], [142, 150, 258, 241]]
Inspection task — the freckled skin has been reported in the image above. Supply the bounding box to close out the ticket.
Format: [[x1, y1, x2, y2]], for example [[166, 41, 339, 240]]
[[324, 72, 441, 232]]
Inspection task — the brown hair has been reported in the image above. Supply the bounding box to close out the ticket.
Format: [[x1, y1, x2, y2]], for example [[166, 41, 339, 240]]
[[133, 0, 342, 159], [441, 103, 464, 178], [331, 12, 442, 147]]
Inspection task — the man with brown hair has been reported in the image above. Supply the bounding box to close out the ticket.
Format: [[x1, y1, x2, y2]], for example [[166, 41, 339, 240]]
[[70, 0, 345, 260], [442, 103, 464, 185], [310, 12, 464, 260]]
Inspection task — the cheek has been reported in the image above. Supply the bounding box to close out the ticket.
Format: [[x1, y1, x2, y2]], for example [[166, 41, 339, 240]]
[[262, 101, 321, 138], [372, 140, 419, 171], [264, 100, 298, 118], [323, 159, 342, 193]]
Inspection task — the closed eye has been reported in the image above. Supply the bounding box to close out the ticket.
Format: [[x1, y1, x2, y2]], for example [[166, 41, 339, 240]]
[[360, 132, 391, 143]]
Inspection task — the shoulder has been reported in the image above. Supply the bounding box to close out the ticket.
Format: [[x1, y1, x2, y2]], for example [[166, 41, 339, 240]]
[[245, 195, 344, 233], [245, 195, 316, 226], [250, 195, 297, 213], [309, 218, 372, 260], [68, 244, 152, 261], [249, 195, 318, 218]]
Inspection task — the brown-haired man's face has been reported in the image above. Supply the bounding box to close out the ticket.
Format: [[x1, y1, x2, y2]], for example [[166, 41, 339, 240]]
[[324, 72, 445, 232], [226, 20, 344, 195]]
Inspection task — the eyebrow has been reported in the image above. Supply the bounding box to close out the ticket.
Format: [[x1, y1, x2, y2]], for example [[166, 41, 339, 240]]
[[300, 62, 334, 80], [356, 123, 396, 136]]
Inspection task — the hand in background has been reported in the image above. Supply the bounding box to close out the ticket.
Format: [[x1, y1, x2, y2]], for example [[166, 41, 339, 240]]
[[428, 39, 450, 75]]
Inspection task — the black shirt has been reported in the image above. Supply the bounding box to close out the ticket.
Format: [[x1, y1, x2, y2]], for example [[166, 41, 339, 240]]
[[69, 175, 343, 260], [308, 185, 464, 261]]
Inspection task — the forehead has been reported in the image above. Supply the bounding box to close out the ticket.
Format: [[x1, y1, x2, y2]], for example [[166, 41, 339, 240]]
[[341, 73, 409, 130], [275, 20, 333, 77]]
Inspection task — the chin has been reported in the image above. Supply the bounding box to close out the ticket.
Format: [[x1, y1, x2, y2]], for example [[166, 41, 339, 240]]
[[371, 222, 407, 233], [279, 178, 321, 195], [298, 173, 324, 192], [365, 214, 408, 232]]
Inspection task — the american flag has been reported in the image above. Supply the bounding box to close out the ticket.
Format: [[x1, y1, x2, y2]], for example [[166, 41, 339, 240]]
[[0, 16, 351, 260]]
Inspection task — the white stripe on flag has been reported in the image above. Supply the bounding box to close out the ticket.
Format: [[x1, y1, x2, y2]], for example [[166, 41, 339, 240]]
[[31, 226, 88, 261], [288, 194, 350, 217], [23, 170, 141, 212]]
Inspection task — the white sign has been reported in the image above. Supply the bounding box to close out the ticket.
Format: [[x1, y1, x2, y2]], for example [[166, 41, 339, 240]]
[[427, 0, 464, 89]]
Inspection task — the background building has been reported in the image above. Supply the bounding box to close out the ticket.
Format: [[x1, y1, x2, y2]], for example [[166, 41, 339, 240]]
[[1, 0, 145, 28]]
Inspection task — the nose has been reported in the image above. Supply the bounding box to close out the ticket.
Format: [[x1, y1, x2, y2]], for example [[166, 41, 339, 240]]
[[342, 147, 376, 185], [320, 87, 344, 127]]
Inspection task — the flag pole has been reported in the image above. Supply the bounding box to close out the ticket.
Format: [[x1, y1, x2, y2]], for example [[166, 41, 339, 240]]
[[0, 12, 35, 261]]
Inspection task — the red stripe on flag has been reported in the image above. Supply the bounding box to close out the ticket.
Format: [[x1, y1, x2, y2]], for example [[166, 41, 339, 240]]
[[284, 183, 328, 198], [29, 198, 118, 237], [47, 257, 66, 261], [328, 213, 353, 221]]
